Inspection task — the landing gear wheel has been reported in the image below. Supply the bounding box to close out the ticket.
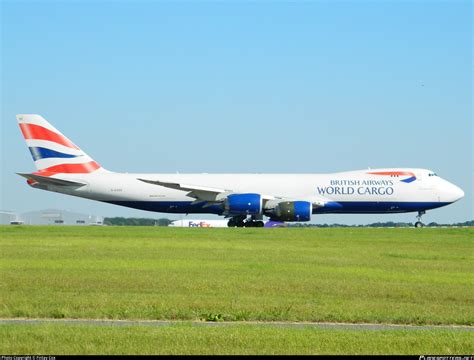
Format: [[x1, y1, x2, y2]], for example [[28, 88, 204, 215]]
[[414, 211, 426, 228], [255, 221, 264, 227], [228, 215, 247, 227], [414, 221, 424, 228]]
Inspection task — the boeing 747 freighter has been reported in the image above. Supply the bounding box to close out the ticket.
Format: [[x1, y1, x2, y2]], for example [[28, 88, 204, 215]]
[[16, 114, 464, 227]]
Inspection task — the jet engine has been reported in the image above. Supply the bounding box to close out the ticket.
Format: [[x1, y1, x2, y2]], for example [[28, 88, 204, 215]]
[[224, 193, 262, 215], [271, 201, 312, 221]]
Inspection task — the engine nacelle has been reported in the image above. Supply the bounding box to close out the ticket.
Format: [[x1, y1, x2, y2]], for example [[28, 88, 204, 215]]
[[224, 193, 262, 215], [272, 201, 312, 222]]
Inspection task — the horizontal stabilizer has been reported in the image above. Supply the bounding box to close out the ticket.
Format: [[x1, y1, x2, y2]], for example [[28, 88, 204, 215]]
[[17, 173, 87, 187]]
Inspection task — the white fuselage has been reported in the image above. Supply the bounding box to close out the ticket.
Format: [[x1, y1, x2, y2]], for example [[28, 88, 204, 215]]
[[38, 168, 464, 216]]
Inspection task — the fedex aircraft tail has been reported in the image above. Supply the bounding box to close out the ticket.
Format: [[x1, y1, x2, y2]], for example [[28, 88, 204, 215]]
[[16, 114, 104, 175]]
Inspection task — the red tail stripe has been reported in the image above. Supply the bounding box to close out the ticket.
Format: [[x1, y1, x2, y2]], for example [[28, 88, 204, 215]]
[[19, 123, 79, 150], [33, 161, 101, 176], [368, 171, 415, 176]]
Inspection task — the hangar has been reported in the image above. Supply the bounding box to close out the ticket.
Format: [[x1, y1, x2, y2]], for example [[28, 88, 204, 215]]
[[0, 209, 103, 225]]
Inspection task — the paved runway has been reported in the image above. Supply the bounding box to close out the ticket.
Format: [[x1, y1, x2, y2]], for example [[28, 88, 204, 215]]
[[1, 318, 473, 331]]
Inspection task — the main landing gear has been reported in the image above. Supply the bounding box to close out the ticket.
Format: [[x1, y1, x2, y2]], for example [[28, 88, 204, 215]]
[[414, 211, 426, 228], [227, 215, 265, 228]]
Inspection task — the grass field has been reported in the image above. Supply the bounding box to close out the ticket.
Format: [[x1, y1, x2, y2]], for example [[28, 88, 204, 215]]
[[0, 225, 473, 354], [1, 323, 472, 355]]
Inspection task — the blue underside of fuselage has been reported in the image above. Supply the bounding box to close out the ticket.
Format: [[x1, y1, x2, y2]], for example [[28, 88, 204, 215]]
[[103, 200, 451, 215]]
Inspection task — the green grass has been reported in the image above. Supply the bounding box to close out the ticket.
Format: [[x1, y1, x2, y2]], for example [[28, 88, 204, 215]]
[[1, 323, 472, 355], [0, 226, 473, 325]]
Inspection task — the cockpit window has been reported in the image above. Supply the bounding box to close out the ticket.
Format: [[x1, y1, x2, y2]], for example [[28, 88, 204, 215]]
[[428, 173, 438, 177]]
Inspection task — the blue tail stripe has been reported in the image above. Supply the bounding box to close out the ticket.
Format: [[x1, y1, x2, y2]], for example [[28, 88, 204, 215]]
[[28, 146, 78, 161]]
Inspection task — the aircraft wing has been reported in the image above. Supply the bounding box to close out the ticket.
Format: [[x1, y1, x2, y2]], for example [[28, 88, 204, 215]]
[[138, 178, 232, 203], [138, 178, 327, 208], [138, 178, 229, 195]]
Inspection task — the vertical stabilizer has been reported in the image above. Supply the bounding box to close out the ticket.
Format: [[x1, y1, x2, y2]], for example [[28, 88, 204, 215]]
[[16, 114, 105, 175]]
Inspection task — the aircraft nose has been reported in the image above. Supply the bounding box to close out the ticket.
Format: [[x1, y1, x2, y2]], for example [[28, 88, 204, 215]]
[[454, 185, 464, 200], [447, 183, 464, 202]]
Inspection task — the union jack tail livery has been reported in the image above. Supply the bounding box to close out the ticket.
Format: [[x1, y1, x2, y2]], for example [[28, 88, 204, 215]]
[[16, 114, 104, 176]]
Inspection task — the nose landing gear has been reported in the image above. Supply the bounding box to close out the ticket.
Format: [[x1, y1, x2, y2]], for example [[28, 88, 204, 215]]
[[414, 211, 426, 228]]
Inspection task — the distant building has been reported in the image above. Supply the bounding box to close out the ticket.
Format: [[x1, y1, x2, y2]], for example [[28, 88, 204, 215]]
[[0, 211, 22, 225], [0, 209, 103, 225]]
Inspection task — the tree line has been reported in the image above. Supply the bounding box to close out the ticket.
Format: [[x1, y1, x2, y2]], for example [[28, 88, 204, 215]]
[[104, 217, 172, 226]]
